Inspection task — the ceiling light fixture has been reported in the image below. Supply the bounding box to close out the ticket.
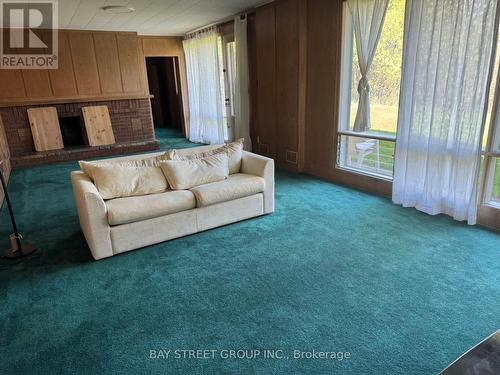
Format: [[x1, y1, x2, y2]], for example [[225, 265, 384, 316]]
[[101, 5, 135, 14]]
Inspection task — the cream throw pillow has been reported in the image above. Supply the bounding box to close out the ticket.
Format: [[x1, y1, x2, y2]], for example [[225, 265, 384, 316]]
[[160, 153, 229, 190], [92, 165, 168, 200], [79, 152, 170, 182], [166, 139, 244, 174]]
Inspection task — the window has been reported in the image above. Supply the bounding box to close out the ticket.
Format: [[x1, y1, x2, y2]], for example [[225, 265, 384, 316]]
[[338, 0, 406, 179], [218, 35, 236, 142], [480, 29, 500, 208]]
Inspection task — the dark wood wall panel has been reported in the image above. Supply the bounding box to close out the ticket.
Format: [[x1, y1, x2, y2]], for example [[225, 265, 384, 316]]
[[305, 0, 338, 176], [276, 0, 299, 161], [252, 0, 306, 170], [247, 13, 258, 144], [255, 5, 277, 159]]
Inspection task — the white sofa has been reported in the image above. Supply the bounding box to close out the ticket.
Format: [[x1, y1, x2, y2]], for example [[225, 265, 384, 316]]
[[71, 145, 274, 260]]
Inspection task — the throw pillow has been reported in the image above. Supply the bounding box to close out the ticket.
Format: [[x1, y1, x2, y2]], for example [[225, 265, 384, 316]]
[[166, 139, 244, 174], [160, 152, 229, 190]]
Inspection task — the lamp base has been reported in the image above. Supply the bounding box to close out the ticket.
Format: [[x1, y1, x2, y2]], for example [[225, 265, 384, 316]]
[[2, 244, 37, 259]]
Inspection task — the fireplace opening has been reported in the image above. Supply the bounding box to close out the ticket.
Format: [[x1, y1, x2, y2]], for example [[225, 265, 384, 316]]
[[59, 116, 86, 148]]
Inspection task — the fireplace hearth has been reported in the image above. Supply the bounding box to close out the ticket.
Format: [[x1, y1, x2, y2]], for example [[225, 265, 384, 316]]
[[0, 98, 160, 168]]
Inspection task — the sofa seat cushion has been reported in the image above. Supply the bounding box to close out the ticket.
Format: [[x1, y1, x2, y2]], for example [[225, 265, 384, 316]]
[[106, 190, 196, 226], [190, 173, 265, 207]]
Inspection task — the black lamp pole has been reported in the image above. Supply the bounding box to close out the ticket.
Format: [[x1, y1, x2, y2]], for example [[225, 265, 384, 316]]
[[0, 161, 36, 258]]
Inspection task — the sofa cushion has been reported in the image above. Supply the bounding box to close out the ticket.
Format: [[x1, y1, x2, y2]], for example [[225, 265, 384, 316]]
[[190, 173, 265, 207], [92, 165, 168, 200], [106, 190, 196, 226], [166, 139, 244, 174], [160, 153, 229, 190], [79, 152, 170, 181]]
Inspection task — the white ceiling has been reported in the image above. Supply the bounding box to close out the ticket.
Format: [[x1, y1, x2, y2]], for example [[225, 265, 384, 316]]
[[58, 0, 267, 36]]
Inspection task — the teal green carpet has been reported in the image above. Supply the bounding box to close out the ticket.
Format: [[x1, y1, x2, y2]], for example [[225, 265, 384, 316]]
[[1, 128, 500, 374]]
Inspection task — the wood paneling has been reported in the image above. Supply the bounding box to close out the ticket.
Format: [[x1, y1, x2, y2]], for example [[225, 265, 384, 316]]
[[82, 105, 115, 146], [69, 32, 101, 95], [117, 33, 144, 93], [276, 0, 299, 162], [0, 70, 26, 99], [248, 13, 258, 145], [255, 5, 277, 159], [252, 0, 306, 170], [141, 37, 183, 56], [305, 0, 338, 177], [21, 70, 53, 98], [27, 107, 64, 151], [93, 33, 123, 94], [0, 30, 149, 106], [48, 32, 78, 97]]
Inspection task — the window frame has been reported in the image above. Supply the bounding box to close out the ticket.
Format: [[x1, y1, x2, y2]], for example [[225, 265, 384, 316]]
[[481, 78, 500, 208]]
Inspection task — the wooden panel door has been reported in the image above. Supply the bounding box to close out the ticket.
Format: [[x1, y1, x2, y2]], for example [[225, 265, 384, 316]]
[[93, 33, 123, 94], [116, 33, 145, 93], [48, 32, 77, 97], [255, 5, 277, 158], [276, 0, 299, 165], [82, 106, 115, 146], [27, 107, 64, 151], [69, 32, 101, 95]]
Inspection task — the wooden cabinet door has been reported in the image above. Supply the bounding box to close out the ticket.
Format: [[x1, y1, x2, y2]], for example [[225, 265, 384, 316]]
[[255, 6, 277, 158], [27, 107, 64, 151], [82, 106, 115, 146]]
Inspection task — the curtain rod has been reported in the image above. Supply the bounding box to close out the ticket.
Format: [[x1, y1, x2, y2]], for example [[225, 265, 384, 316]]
[[185, 1, 273, 36], [185, 14, 242, 36]]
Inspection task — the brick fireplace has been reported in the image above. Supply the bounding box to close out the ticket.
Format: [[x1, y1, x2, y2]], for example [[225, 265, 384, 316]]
[[0, 98, 160, 168]]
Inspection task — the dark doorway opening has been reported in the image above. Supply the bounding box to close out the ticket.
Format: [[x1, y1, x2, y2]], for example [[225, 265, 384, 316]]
[[146, 57, 183, 133], [60, 115, 86, 148]]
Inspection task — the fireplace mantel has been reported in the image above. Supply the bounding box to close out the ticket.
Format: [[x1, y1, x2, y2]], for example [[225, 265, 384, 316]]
[[0, 94, 154, 108]]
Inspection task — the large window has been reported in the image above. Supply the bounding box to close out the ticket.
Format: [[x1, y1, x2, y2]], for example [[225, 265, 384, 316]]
[[338, 0, 405, 179], [479, 23, 500, 209], [218, 35, 236, 142]]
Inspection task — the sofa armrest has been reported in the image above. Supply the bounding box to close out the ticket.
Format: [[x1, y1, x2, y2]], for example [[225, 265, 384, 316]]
[[71, 171, 113, 260], [240, 151, 275, 214]]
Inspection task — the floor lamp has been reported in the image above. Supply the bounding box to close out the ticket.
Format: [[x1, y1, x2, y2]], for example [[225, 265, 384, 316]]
[[0, 161, 37, 258]]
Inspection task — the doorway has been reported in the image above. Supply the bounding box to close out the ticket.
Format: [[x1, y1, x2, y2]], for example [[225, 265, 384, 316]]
[[145, 57, 184, 134]]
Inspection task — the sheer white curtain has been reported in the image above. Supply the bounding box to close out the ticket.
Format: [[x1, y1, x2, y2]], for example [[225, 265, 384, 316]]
[[183, 28, 225, 144], [234, 14, 251, 151], [347, 0, 389, 132], [393, 0, 499, 224]]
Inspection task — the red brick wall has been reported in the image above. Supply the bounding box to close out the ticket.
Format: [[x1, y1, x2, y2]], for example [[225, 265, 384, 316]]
[[0, 98, 155, 157]]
